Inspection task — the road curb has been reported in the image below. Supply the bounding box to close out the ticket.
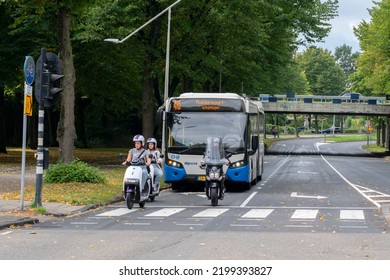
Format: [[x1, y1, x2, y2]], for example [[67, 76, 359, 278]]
[[0, 217, 39, 230]]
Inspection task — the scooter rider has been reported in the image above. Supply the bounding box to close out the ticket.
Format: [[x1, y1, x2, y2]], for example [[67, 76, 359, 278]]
[[122, 134, 151, 168], [146, 137, 163, 191]]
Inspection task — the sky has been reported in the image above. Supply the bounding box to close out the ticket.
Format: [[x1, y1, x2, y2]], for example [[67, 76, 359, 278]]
[[300, 0, 375, 53]]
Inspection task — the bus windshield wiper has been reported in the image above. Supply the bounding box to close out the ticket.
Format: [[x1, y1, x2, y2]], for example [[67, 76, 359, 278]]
[[176, 145, 205, 154]]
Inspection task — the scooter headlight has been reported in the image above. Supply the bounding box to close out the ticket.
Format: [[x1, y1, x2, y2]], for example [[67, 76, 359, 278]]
[[208, 169, 220, 180]]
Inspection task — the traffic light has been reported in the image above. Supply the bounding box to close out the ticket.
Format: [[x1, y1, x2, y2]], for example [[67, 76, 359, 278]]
[[35, 50, 64, 108], [42, 69, 64, 108]]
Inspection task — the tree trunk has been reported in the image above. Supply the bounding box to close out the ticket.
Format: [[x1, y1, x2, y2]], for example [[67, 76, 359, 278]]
[[142, 61, 154, 140], [0, 87, 7, 153], [56, 7, 76, 163]]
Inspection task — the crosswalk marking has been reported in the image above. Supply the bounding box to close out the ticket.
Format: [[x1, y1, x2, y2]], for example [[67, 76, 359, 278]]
[[291, 209, 319, 219], [241, 209, 274, 219], [95, 207, 373, 225], [340, 210, 365, 220], [192, 208, 229, 218], [96, 208, 138, 217], [145, 208, 185, 217]]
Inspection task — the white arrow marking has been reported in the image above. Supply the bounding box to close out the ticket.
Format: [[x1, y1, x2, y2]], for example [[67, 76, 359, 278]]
[[291, 192, 327, 199]]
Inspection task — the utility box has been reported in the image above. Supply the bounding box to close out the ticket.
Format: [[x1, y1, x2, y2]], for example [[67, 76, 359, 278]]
[[43, 148, 49, 170]]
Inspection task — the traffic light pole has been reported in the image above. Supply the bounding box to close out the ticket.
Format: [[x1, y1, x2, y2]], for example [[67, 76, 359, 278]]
[[35, 48, 46, 207]]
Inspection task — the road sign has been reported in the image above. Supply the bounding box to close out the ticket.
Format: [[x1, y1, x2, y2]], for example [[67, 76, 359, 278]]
[[24, 84, 33, 116], [24, 95, 33, 116], [24, 56, 35, 86]]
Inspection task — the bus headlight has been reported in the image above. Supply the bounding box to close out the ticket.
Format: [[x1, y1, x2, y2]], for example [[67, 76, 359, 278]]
[[230, 160, 246, 168], [167, 159, 183, 168]]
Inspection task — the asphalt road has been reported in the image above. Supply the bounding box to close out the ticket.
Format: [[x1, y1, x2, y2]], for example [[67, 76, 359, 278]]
[[1, 138, 389, 260]]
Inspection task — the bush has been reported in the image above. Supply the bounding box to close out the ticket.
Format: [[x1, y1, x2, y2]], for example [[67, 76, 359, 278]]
[[44, 160, 107, 184]]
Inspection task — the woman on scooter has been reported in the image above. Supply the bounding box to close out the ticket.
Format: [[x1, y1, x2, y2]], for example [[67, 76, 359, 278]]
[[146, 137, 163, 191], [122, 135, 151, 167]]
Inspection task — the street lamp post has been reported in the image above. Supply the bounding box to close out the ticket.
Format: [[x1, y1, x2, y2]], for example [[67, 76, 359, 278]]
[[105, 0, 181, 156]]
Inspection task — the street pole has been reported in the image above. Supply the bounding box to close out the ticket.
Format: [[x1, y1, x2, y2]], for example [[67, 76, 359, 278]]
[[161, 7, 172, 160], [104, 0, 181, 158], [35, 48, 46, 207]]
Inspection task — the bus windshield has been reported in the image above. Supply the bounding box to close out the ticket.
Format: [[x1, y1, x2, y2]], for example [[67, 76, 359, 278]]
[[167, 112, 247, 154]]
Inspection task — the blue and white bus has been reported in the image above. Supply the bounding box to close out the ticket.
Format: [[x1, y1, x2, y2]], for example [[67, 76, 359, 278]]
[[160, 92, 265, 190]]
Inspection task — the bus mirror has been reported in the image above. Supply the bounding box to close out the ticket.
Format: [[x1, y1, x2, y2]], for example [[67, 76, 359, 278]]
[[156, 106, 164, 126], [252, 135, 259, 152]]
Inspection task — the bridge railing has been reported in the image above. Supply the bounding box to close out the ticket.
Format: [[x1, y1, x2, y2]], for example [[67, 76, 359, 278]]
[[258, 94, 388, 105]]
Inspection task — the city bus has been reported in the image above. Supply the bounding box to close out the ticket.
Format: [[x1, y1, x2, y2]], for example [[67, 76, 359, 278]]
[[159, 92, 265, 190]]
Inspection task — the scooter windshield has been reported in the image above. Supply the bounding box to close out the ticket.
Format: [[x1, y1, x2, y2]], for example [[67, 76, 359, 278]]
[[203, 136, 226, 165]]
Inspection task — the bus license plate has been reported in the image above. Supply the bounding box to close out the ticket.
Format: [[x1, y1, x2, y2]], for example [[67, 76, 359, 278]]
[[198, 176, 206, 181]]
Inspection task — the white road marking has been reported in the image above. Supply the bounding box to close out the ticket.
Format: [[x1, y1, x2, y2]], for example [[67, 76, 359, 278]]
[[70, 222, 98, 225], [240, 192, 257, 207], [124, 223, 151, 226], [0, 231, 13, 236], [145, 208, 185, 217], [241, 209, 274, 219], [291, 192, 327, 200], [340, 210, 365, 220], [297, 171, 319, 174], [285, 225, 313, 228], [291, 209, 319, 219], [96, 208, 138, 217], [193, 208, 229, 218], [321, 156, 383, 208]]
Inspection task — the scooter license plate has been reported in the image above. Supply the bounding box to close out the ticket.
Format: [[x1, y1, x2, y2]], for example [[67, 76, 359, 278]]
[[198, 176, 206, 181]]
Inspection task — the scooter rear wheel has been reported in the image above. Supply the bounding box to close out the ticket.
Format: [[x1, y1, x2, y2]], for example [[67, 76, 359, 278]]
[[126, 193, 134, 209], [139, 200, 146, 208]]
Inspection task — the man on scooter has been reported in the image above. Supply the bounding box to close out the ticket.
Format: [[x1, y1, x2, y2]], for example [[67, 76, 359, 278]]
[[146, 137, 163, 191], [122, 135, 151, 167]]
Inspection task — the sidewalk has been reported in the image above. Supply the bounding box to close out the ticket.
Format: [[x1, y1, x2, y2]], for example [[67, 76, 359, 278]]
[[0, 199, 93, 230]]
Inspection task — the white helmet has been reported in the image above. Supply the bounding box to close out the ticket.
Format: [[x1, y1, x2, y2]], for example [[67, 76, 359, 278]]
[[146, 137, 157, 148], [133, 134, 145, 146]]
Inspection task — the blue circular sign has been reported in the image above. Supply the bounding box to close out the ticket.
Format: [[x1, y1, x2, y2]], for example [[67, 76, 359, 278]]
[[24, 56, 35, 86]]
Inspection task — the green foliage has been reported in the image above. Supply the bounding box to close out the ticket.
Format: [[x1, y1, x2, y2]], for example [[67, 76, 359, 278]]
[[1, 0, 340, 150], [334, 44, 359, 90], [44, 160, 107, 183], [352, 0, 390, 94], [295, 46, 345, 95]]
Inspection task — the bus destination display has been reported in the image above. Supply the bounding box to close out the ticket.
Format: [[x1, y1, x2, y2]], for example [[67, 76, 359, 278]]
[[171, 98, 244, 112]]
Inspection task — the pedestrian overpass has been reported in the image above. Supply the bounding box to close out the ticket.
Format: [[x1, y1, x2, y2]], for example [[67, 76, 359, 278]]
[[258, 94, 390, 116], [255, 94, 390, 150]]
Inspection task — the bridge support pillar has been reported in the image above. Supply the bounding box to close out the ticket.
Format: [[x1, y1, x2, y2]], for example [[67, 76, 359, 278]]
[[386, 117, 390, 151]]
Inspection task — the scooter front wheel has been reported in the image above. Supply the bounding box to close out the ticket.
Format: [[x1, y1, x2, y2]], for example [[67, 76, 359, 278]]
[[126, 193, 134, 209], [210, 187, 218, 206]]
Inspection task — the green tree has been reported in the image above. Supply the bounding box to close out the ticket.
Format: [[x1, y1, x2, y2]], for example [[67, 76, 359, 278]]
[[352, 0, 390, 95], [334, 44, 359, 90], [0, 0, 339, 153], [296, 46, 345, 95]]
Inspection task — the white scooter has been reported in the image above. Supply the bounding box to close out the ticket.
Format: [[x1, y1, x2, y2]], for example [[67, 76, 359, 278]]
[[123, 158, 154, 209]]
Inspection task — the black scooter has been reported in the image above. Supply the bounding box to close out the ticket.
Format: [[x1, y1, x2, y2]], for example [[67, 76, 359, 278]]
[[200, 136, 231, 206]]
